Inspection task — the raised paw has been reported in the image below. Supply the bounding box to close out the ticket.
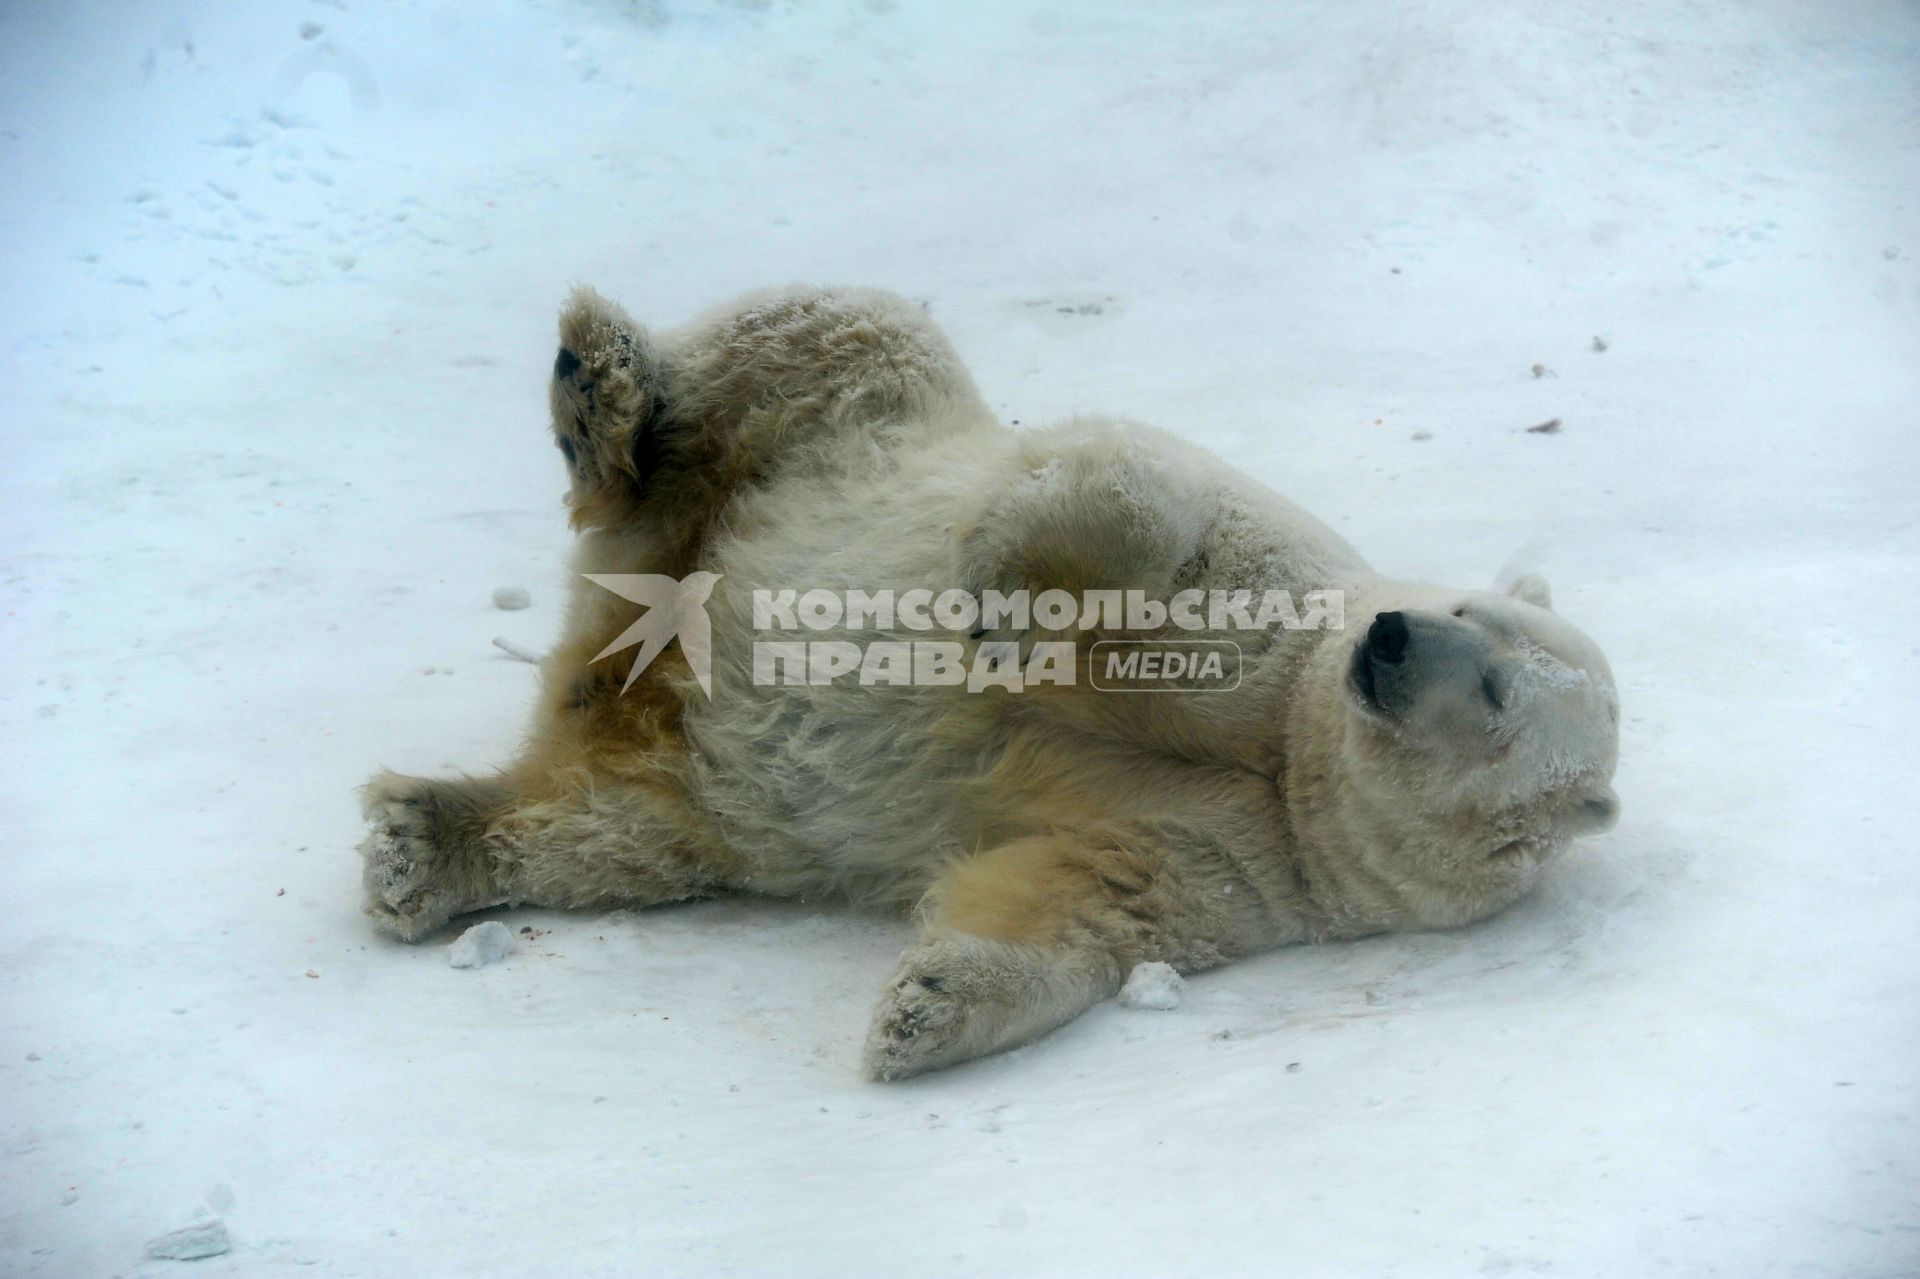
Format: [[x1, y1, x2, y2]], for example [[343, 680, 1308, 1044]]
[[549, 286, 663, 498], [356, 772, 508, 942]]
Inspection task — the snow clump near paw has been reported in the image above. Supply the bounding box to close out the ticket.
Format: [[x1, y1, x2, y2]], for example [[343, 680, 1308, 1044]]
[[1119, 961, 1184, 1010], [491, 585, 532, 610], [448, 921, 516, 969]]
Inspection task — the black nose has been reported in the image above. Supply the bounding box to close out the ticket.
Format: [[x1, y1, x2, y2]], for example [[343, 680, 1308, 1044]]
[[1367, 611, 1410, 664]]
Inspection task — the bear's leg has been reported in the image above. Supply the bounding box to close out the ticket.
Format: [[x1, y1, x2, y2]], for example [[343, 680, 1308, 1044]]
[[548, 285, 988, 538], [863, 933, 1119, 1083], [953, 421, 1219, 647], [548, 287, 669, 532], [357, 767, 734, 942], [862, 827, 1249, 1080], [660, 286, 986, 450], [358, 771, 517, 941]]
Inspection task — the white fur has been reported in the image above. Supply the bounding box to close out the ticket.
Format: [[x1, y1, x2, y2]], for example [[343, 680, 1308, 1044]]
[[358, 285, 1622, 1080]]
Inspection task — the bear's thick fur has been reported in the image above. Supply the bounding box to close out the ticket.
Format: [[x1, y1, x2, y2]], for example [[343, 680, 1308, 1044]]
[[360, 285, 1621, 1079]]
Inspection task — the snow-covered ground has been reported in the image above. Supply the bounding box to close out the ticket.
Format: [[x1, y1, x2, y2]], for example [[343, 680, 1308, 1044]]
[[3, 1, 1916, 1273]]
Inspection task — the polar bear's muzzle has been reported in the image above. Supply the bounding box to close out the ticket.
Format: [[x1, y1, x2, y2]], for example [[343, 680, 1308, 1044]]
[[1349, 608, 1493, 724], [1349, 611, 1404, 714], [1346, 597, 1621, 823]]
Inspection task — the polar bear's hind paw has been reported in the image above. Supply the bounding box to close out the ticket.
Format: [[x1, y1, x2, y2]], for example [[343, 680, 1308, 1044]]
[[549, 288, 663, 495], [357, 773, 507, 942]]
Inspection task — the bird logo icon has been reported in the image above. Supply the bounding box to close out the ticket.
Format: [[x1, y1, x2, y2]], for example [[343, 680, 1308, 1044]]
[[582, 571, 723, 698]]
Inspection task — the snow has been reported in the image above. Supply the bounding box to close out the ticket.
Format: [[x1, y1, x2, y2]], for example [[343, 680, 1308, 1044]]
[[490, 585, 531, 611], [1119, 962, 1185, 1011], [448, 921, 516, 969], [145, 1220, 231, 1262], [490, 635, 540, 664], [2, 1, 1916, 1275]]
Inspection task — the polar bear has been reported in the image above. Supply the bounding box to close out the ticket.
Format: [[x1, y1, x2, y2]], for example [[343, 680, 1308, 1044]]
[[359, 285, 1620, 1080]]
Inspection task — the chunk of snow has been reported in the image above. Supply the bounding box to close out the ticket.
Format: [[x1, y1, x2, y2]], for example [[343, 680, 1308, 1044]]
[[448, 921, 515, 969], [1119, 961, 1184, 1011], [146, 1220, 230, 1261], [491, 586, 531, 610], [491, 636, 539, 663]]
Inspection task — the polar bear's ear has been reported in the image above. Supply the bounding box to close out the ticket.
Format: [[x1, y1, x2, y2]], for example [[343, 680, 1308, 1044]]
[[1505, 573, 1553, 610]]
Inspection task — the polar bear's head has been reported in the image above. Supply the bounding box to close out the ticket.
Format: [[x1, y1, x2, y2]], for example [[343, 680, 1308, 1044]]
[[1324, 573, 1620, 923]]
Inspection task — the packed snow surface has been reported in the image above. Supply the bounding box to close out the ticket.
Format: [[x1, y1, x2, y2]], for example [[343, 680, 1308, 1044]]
[[447, 921, 517, 970], [1119, 962, 1185, 1012], [2, 1, 1916, 1275]]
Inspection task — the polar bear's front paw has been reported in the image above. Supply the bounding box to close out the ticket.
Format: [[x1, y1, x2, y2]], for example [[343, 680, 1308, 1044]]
[[863, 938, 1063, 1081], [863, 937, 1119, 1080], [863, 960, 976, 1082], [356, 773, 504, 942]]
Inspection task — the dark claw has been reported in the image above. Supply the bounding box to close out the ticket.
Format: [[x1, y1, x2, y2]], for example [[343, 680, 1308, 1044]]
[[554, 347, 582, 380]]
